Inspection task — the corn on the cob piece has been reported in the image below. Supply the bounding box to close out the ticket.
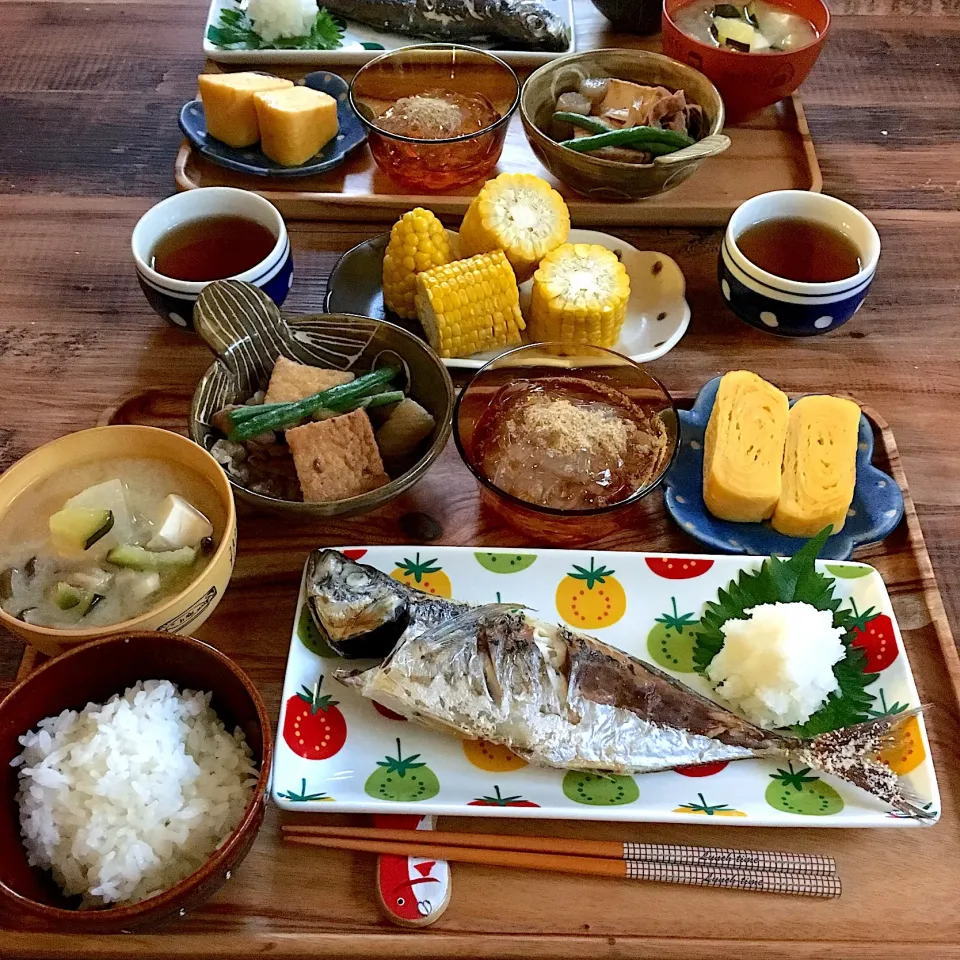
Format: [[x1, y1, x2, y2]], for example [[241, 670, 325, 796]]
[[415, 250, 525, 359], [529, 243, 631, 348], [459, 173, 570, 282], [382, 208, 452, 319]]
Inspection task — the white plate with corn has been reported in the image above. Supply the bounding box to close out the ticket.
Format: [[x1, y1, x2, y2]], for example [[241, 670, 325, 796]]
[[325, 174, 691, 370]]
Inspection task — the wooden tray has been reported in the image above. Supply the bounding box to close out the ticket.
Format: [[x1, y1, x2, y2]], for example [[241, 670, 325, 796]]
[[6, 390, 959, 960], [175, 93, 821, 227]]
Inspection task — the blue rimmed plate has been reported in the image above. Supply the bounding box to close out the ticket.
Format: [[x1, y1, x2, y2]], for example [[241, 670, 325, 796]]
[[664, 377, 904, 560], [178, 71, 366, 178]]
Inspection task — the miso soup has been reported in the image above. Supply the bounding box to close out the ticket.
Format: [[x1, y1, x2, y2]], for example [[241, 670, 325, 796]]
[[674, 0, 819, 53], [0, 458, 222, 630]]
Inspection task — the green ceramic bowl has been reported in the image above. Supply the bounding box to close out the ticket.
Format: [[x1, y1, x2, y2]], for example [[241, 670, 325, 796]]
[[520, 49, 730, 201]]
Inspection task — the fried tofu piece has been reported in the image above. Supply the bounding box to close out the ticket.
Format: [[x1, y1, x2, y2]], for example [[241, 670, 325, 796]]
[[264, 357, 354, 405], [286, 409, 389, 502]]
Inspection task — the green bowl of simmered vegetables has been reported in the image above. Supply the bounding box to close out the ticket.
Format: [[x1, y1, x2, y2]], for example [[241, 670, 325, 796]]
[[520, 49, 730, 201], [189, 280, 454, 516]]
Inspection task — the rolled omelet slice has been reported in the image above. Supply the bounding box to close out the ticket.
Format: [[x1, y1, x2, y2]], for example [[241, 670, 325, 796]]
[[703, 371, 789, 522], [772, 395, 861, 538]]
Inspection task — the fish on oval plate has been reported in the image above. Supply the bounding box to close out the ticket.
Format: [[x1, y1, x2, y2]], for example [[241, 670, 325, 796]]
[[325, 228, 691, 370], [271, 545, 938, 828], [203, 0, 576, 66], [664, 376, 905, 561]]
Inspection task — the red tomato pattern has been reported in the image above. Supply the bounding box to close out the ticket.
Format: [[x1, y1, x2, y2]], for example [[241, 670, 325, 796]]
[[282, 678, 347, 760], [675, 761, 730, 778], [645, 557, 715, 580]]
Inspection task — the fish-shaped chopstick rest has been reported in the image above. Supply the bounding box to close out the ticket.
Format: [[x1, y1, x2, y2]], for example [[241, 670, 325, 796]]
[[373, 814, 451, 927]]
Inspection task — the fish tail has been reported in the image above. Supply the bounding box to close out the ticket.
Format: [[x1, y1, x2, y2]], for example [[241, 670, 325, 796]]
[[788, 709, 934, 820]]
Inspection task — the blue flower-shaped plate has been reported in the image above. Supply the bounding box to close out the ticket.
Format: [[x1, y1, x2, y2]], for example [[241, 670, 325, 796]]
[[664, 377, 904, 560], [178, 71, 366, 178]]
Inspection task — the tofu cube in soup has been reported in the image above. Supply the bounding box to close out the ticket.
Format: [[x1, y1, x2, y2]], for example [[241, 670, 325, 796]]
[[146, 494, 214, 551], [286, 410, 389, 502]]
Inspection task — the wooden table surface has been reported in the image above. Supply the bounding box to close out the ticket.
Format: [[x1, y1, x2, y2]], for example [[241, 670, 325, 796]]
[[1, 0, 959, 681], [2, 0, 960, 955]]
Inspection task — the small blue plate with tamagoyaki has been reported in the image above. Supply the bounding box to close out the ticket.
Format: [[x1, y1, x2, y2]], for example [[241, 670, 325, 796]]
[[179, 70, 366, 178], [664, 376, 904, 561]]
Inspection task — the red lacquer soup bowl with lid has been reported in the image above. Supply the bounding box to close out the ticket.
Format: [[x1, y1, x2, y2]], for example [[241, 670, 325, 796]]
[[661, 0, 830, 119]]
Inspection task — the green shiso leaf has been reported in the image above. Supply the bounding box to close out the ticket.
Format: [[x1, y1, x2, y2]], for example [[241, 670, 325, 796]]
[[207, 6, 344, 51], [694, 527, 878, 734]]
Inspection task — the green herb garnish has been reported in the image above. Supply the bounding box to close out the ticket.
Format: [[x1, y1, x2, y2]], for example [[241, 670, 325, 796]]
[[694, 527, 878, 736], [207, 6, 344, 50]]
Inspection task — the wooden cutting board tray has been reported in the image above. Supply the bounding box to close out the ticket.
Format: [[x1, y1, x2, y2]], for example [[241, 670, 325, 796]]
[[6, 390, 960, 960], [175, 78, 821, 227]]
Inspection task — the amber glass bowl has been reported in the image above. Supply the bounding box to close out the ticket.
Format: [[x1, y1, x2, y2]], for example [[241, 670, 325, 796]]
[[454, 343, 679, 545], [349, 43, 519, 191]]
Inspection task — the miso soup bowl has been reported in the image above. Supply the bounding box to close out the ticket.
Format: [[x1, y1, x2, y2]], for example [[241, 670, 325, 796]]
[[0, 425, 237, 656], [662, 0, 831, 119], [131, 187, 292, 331], [0, 631, 271, 932], [719, 190, 881, 337]]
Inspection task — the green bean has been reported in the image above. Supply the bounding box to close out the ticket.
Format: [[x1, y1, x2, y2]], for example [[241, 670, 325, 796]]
[[226, 367, 399, 440], [358, 390, 404, 409], [553, 111, 615, 135], [559, 126, 695, 154], [310, 390, 405, 422]]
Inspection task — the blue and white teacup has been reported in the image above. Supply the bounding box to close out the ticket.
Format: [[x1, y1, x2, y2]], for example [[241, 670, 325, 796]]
[[132, 187, 293, 330], [719, 190, 880, 337]]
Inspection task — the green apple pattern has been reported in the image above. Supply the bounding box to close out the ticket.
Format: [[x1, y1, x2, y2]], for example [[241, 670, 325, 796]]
[[646, 597, 700, 672], [765, 763, 844, 816], [297, 604, 336, 658], [562, 771, 639, 806], [474, 552, 537, 573], [364, 738, 441, 802]]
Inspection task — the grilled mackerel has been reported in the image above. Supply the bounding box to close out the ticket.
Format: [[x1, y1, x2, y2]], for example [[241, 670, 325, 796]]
[[310, 551, 925, 815], [323, 0, 571, 51], [305, 548, 467, 659]]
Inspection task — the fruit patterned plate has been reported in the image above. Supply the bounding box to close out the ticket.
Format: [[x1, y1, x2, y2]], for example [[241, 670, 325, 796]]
[[664, 377, 905, 561], [271, 547, 939, 827], [324, 229, 691, 371]]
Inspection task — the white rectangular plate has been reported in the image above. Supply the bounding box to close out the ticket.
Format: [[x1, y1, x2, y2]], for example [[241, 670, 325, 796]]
[[203, 0, 576, 66], [272, 547, 939, 827]]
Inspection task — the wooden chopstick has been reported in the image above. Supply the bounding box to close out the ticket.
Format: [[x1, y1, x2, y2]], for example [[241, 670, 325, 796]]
[[283, 834, 841, 899], [281, 824, 837, 876]]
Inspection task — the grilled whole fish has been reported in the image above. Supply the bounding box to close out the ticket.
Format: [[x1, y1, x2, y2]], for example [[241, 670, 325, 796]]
[[322, 0, 571, 51], [305, 549, 467, 659], [337, 601, 926, 816]]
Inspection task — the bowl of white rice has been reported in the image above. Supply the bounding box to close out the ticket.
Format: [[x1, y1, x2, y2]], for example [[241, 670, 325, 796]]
[[0, 631, 271, 931]]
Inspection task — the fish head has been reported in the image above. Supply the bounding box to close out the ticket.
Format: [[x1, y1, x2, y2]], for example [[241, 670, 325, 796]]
[[305, 549, 408, 659], [512, 0, 570, 50]]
